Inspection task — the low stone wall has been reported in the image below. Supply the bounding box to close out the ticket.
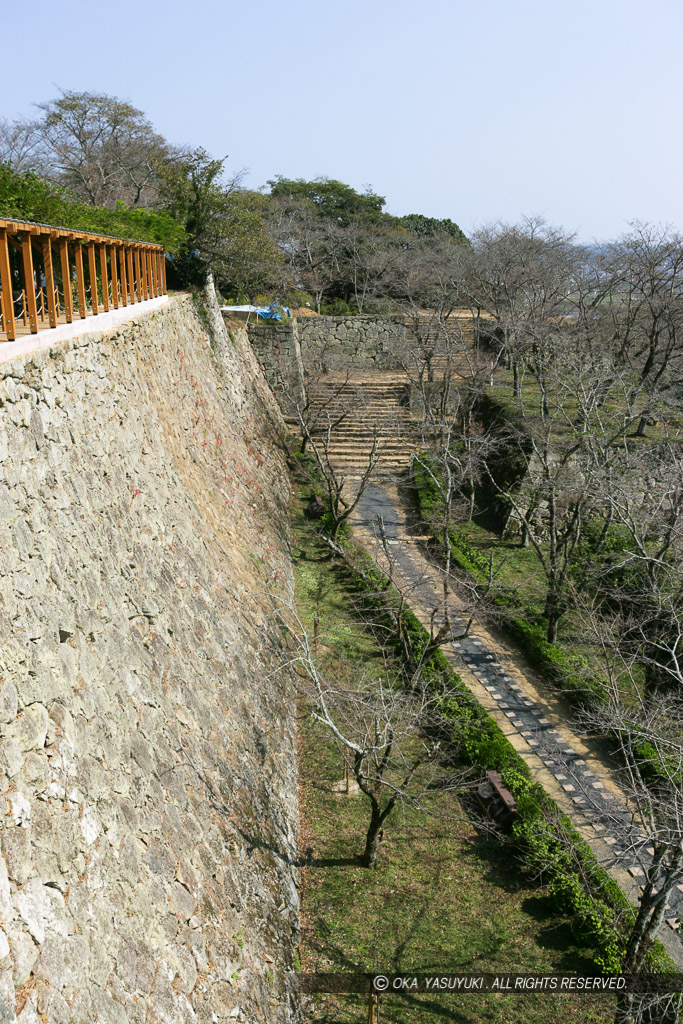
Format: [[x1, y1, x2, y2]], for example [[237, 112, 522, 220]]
[[0, 296, 301, 1023]]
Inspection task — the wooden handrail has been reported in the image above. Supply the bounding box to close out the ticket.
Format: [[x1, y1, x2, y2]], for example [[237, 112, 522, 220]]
[[0, 218, 166, 342]]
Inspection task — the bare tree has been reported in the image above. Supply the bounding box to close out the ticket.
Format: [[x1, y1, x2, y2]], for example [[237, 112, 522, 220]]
[[27, 89, 171, 208], [590, 442, 683, 697], [297, 401, 385, 543], [590, 685, 682, 972], [266, 193, 343, 313], [572, 603, 683, 1022], [563, 462, 683, 1019], [0, 117, 45, 173], [337, 218, 406, 313], [486, 340, 644, 643], [462, 217, 579, 400], [597, 224, 683, 437], [279, 606, 473, 868]]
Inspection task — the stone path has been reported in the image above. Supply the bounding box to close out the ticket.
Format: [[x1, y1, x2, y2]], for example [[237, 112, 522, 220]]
[[351, 480, 683, 965]]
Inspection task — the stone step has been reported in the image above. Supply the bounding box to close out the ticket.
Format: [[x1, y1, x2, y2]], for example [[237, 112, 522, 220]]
[[313, 404, 409, 412], [308, 401, 405, 411], [310, 420, 413, 432], [305, 370, 422, 478]]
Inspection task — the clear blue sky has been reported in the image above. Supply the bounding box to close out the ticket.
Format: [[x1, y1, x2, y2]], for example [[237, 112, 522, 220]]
[[2, 0, 681, 242]]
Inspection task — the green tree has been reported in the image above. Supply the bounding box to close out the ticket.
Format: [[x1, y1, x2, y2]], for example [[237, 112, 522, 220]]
[[267, 175, 386, 226], [0, 163, 69, 224], [399, 212, 468, 244], [0, 163, 185, 251], [160, 148, 282, 296]]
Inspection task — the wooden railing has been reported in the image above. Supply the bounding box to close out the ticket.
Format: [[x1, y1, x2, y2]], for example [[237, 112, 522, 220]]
[[0, 218, 167, 342]]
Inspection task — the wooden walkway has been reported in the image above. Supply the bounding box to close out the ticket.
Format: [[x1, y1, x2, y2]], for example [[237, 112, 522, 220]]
[[0, 217, 166, 343]]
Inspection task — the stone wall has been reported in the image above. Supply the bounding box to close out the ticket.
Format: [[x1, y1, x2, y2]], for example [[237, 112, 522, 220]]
[[242, 321, 303, 398], [298, 315, 406, 370], [0, 296, 301, 1023], [242, 315, 408, 394]]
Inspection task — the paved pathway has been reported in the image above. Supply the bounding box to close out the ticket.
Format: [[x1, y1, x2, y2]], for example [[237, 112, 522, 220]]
[[352, 480, 683, 965]]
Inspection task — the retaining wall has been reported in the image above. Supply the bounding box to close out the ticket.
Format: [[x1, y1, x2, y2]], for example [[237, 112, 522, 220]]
[[0, 295, 301, 1023]]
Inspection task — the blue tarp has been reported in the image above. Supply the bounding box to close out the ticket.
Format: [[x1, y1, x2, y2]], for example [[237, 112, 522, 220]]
[[258, 303, 291, 321], [220, 302, 291, 321]]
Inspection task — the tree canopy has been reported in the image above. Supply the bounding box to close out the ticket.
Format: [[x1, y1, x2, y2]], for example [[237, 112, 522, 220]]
[[399, 212, 468, 243], [264, 176, 469, 312], [267, 176, 386, 226], [0, 90, 469, 304], [25, 88, 170, 209]]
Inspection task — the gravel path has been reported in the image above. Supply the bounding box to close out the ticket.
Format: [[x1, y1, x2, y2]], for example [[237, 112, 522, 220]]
[[352, 480, 683, 963]]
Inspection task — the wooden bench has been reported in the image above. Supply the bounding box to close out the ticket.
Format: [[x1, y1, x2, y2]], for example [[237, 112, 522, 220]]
[[475, 769, 518, 827]]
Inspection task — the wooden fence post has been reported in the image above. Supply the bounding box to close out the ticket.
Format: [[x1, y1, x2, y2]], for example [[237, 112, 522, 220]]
[[75, 244, 86, 318], [99, 244, 109, 312], [110, 245, 119, 309], [42, 236, 57, 328], [0, 228, 16, 341], [59, 238, 73, 323], [21, 235, 38, 333], [127, 248, 135, 304], [119, 246, 128, 306], [141, 248, 149, 300], [87, 243, 99, 314], [134, 249, 142, 302]]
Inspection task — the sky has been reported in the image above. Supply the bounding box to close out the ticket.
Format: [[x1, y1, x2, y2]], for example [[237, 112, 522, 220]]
[[2, 0, 682, 242]]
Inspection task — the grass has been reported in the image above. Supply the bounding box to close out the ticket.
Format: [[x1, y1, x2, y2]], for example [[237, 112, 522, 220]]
[[452, 519, 549, 620], [449, 516, 593, 654], [291, 481, 614, 1024], [485, 372, 683, 446], [299, 717, 614, 1023]]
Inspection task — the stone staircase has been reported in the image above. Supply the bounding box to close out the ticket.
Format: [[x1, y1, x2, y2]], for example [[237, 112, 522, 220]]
[[306, 372, 418, 478]]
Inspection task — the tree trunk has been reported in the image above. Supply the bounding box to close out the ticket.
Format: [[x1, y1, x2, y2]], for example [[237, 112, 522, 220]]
[[467, 477, 476, 521], [544, 589, 562, 644], [622, 847, 680, 973], [361, 803, 383, 869]]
